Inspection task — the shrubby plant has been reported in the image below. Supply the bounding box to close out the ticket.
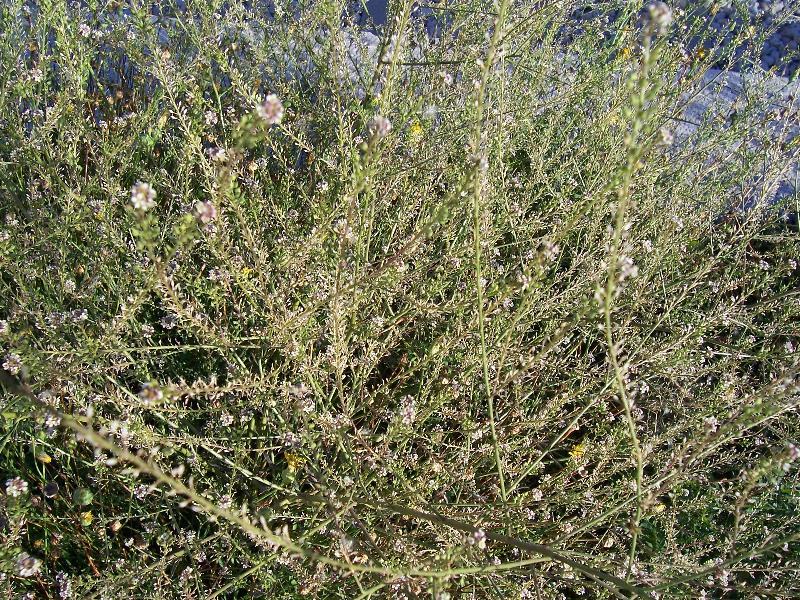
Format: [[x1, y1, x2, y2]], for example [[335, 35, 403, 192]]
[[0, 0, 798, 598]]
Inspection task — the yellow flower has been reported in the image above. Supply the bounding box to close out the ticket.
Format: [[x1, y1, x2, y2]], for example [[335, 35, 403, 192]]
[[285, 452, 304, 472], [619, 46, 631, 60], [80, 511, 93, 526], [36, 452, 52, 464], [240, 267, 252, 278], [652, 503, 666, 514], [569, 442, 587, 460], [696, 47, 708, 60], [408, 120, 424, 143]]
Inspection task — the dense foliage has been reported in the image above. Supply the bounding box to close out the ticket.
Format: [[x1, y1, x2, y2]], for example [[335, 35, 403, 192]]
[[1, 0, 798, 598]]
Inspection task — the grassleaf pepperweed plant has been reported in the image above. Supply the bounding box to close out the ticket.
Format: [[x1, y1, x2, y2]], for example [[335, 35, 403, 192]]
[[1, 0, 799, 598]]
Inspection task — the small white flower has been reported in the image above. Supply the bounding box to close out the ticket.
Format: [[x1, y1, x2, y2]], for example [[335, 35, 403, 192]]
[[206, 146, 227, 162], [204, 110, 218, 126], [618, 255, 639, 282], [704, 416, 719, 432], [333, 219, 356, 244], [0, 320, 9, 335], [6, 477, 28, 497], [787, 443, 799, 461], [56, 571, 72, 598], [296, 396, 315, 414], [257, 94, 284, 125], [2, 353, 22, 374], [399, 396, 416, 426], [71, 309, 88, 322], [44, 411, 61, 430], [130, 181, 156, 211], [467, 528, 487, 549], [540, 240, 560, 262], [15, 552, 41, 577]]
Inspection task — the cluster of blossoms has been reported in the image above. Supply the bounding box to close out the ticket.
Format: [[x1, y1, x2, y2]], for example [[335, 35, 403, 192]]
[[539, 240, 560, 263], [2, 352, 22, 374], [368, 115, 392, 140], [782, 443, 799, 472], [466, 528, 487, 550], [617, 255, 639, 282], [56, 572, 72, 598], [194, 200, 217, 224], [647, 2, 673, 35], [130, 181, 156, 211], [257, 94, 284, 125], [398, 396, 416, 426], [15, 552, 41, 577], [44, 410, 61, 435], [6, 476, 28, 497]]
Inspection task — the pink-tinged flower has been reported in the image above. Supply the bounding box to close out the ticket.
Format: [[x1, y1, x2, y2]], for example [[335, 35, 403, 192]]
[[257, 94, 284, 125], [368, 115, 392, 140], [195, 200, 217, 224]]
